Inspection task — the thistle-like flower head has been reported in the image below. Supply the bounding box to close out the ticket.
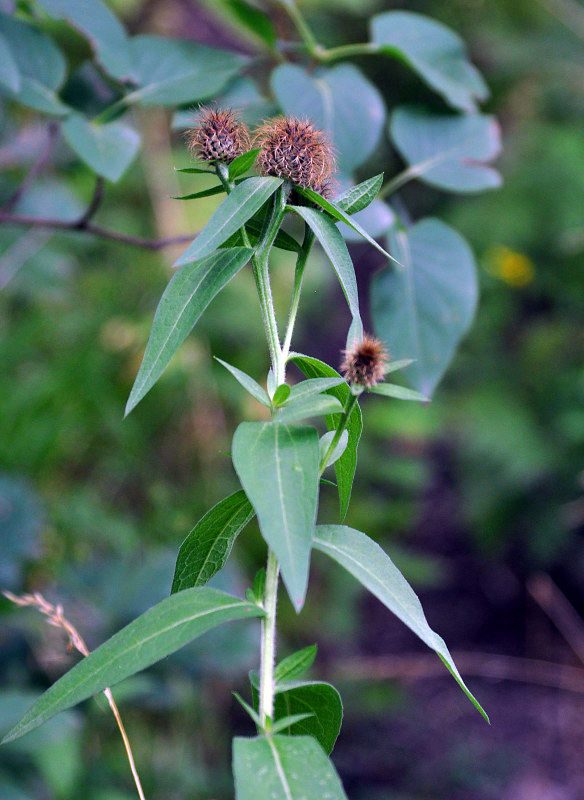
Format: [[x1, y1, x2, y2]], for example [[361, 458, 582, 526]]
[[187, 107, 250, 164], [254, 116, 335, 196], [340, 335, 389, 388]]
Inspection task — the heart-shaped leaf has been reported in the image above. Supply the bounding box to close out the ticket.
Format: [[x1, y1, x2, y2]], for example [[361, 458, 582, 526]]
[[371, 219, 478, 397], [391, 106, 501, 193], [62, 113, 141, 182], [271, 63, 385, 172], [371, 11, 488, 112]]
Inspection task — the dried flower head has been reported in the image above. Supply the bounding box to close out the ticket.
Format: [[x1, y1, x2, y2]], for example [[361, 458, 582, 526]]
[[340, 335, 389, 388], [255, 116, 335, 195], [186, 107, 250, 164]]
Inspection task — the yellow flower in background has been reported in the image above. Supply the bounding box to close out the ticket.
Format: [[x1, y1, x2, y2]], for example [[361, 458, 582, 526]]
[[485, 246, 535, 288]]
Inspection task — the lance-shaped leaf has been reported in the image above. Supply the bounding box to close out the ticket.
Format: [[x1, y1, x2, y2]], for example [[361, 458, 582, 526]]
[[232, 423, 320, 611], [215, 357, 271, 407], [229, 148, 261, 180], [294, 188, 398, 266], [62, 113, 141, 183], [174, 177, 283, 266], [35, 0, 135, 83], [319, 430, 348, 468], [314, 525, 488, 721], [286, 378, 345, 405], [2, 588, 264, 744], [233, 735, 348, 800], [171, 491, 255, 593], [127, 35, 246, 107], [391, 106, 502, 193], [371, 11, 488, 112], [335, 174, 384, 215], [274, 645, 317, 685], [369, 383, 428, 402], [277, 394, 342, 424], [271, 63, 385, 172], [289, 206, 363, 347], [126, 247, 253, 414], [292, 356, 361, 520], [371, 218, 478, 397]]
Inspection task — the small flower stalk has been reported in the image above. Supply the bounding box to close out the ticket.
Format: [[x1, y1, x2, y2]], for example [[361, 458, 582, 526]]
[[255, 116, 335, 196], [187, 107, 250, 164], [341, 334, 389, 389]]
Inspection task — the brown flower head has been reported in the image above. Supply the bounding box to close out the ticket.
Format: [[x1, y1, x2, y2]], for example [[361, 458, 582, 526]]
[[254, 116, 335, 195], [340, 335, 389, 388], [186, 107, 250, 164]]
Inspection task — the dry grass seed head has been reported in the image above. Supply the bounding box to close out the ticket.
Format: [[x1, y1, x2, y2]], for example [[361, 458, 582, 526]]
[[186, 107, 250, 164], [341, 335, 389, 388], [254, 116, 335, 195]]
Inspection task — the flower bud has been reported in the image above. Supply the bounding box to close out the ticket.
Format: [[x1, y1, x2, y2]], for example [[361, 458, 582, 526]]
[[254, 116, 335, 196], [340, 335, 389, 388], [187, 107, 250, 164]]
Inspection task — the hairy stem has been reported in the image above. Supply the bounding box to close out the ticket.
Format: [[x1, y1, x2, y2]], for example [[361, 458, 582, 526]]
[[281, 225, 315, 372], [259, 548, 280, 727]]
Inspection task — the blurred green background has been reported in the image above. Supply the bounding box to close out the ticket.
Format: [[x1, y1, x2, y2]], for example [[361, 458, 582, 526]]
[[2, 0, 584, 798]]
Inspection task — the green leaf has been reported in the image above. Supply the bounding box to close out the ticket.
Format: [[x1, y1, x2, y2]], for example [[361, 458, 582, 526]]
[[292, 356, 362, 520], [370, 11, 488, 112], [0, 13, 67, 113], [369, 383, 429, 402], [171, 491, 255, 593], [251, 568, 266, 604], [224, 0, 277, 48], [2, 588, 264, 744], [215, 357, 271, 407], [233, 735, 348, 800], [277, 394, 343, 424], [335, 174, 384, 215], [172, 185, 226, 200], [313, 525, 488, 721], [271, 63, 385, 172], [391, 106, 501, 193], [289, 206, 363, 347], [270, 713, 315, 734], [233, 692, 263, 729], [371, 219, 478, 397], [174, 166, 216, 175], [384, 358, 415, 375], [126, 247, 253, 414], [0, 32, 20, 92], [294, 188, 398, 267], [272, 384, 291, 407], [232, 422, 319, 611], [272, 681, 343, 755], [229, 148, 260, 180], [62, 113, 140, 182], [236, 218, 301, 254], [35, 0, 135, 83], [274, 645, 317, 685], [174, 177, 283, 266], [127, 35, 246, 106], [319, 430, 348, 468], [286, 378, 345, 405]]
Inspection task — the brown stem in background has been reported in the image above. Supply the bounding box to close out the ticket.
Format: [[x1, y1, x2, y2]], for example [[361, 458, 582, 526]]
[[1, 122, 59, 213], [332, 650, 584, 694], [3, 591, 147, 800], [0, 212, 197, 250], [527, 572, 584, 666]]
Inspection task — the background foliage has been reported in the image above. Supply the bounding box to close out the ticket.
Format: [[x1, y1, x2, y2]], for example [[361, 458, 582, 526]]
[[1, 0, 584, 798]]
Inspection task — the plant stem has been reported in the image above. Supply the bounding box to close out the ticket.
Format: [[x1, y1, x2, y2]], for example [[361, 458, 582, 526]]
[[319, 389, 359, 475], [259, 548, 280, 727], [281, 225, 315, 371], [317, 42, 381, 62], [281, 0, 323, 59]]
